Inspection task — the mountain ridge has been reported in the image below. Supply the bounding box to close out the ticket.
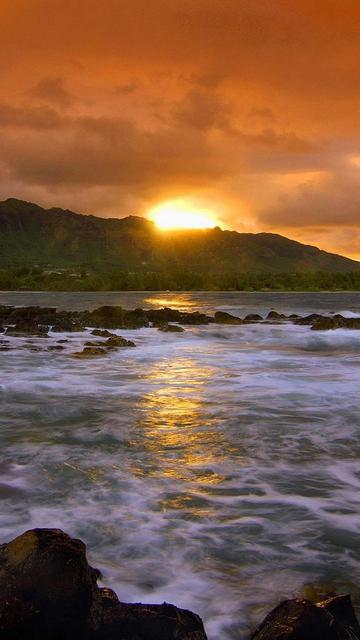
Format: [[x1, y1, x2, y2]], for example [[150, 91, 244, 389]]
[[1, 197, 359, 273]]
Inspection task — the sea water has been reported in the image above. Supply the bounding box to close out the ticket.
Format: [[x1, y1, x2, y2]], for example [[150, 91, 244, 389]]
[[0, 291, 359, 638]]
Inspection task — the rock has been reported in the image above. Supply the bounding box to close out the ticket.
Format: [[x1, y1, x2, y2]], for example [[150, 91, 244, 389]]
[[104, 336, 136, 348], [250, 595, 360, 640], [0, 326, 5, 333], [266, 311, 287, 320], [52, 320, 86, 332], [5, 322, 49, 337], [311, 316, 360, 331], [157, 322, 185, 332], [0, 528, 208, 640], [243, 314, 263, 322], [47, 345, 65, 351], [83, 306, 147, 330], [147, 308, 212, 326], [91, 329, 115, 337], [214, 311, 243, 324], [294, 313, 323, 325], [72, 347, 107, 358]]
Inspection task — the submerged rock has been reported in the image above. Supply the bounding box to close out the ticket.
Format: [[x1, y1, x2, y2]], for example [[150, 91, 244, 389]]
[[251, 595, 360, 640], [6, 322, 49, 337], [72, 347, 107, 358], [91, 329, 115, 337], [0, 528, 208, 640], [157, 322, 185, 332], [104, 335, 136, 348], [214, 311, 243, 324]]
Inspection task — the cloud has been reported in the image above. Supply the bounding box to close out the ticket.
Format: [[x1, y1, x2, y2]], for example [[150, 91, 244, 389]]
[[259, 168, 360, 228], [173, 89, 232, 131], [28, 77, 77, 109], [0, 103, 65, 130]]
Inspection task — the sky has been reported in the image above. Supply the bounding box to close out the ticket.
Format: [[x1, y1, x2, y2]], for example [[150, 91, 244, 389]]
[[1, 0, 360, 258]]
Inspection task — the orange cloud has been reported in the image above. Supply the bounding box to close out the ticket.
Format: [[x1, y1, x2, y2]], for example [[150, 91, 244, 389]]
[[1, 1, 360, 257]]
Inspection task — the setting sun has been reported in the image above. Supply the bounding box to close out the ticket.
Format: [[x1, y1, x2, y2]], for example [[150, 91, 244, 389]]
[[148, 200, 219, 230]]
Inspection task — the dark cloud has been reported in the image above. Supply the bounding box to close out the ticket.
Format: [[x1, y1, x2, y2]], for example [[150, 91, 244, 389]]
[[173, 90, 232, 131], [259, 169, 360, 228], [28, 77, 76, 109], [0, 103, 65, 130], [113, 83, 139, 95]]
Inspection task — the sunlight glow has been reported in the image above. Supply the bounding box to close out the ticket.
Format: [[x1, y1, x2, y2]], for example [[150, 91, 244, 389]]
[[148, 199, 219, 230]]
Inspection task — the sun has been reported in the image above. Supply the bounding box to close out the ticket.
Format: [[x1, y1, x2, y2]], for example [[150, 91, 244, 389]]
[[148, 199, 219, 230]]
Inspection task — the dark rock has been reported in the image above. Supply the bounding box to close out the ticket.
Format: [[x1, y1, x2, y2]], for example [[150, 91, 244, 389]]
[[0, 528, 208, 640], [83, 306, 147, 330], [57, 339, 69, 343], [157, 322, 185, 332], [72, 347, 107, 358], [251, 595, 360, 640], [52, 320, 86, 332], [0, 326, 5, 333], [243, 314, 263, 322], [5, 322, 49, 337], [311, 315, 360, 331], [147, 308, 212, 326], [294, 313, 323, 325], [266, 311, 287, 320], [47, 345, 65, 351], [104, 336, 136, 348], [214, 311, 243, 324], [91, 329, 115, 337]]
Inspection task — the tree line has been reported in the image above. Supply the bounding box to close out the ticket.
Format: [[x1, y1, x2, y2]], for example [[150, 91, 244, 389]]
[[1, 265, 360, 291]]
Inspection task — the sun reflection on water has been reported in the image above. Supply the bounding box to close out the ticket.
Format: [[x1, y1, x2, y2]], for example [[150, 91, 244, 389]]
[[130, 358, 242, 498]]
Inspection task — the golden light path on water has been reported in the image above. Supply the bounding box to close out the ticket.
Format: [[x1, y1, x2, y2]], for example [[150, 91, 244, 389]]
[[129, 357, 243, 514]]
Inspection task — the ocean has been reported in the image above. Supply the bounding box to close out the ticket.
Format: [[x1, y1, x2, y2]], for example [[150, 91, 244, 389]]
[[0, 291, 359, 638]]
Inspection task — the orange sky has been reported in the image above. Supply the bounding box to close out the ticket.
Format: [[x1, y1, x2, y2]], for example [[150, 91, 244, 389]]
[[1, 0, 360, 258]]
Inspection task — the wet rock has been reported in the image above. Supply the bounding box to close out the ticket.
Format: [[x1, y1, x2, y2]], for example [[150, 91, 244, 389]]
[[6, 322, 49, 337], [214, 311, 243, 324], [157, 322, 185, 332], [0, 326, 5, 333], [147, 308, 212, 326], [83, 306, 147, 330], [0, 528, 208, 640], [266, 311, 287, 320], [311, 316, 360, 330], [104, 336, 136, 348], [243, 314, 263, 322], [91, 329, 115, 337], [52, 320, 86, 332], [72, 347, 107, 358], [294, 313, 323, 325], [57, 339, 69, 343], [47, 345, 65, 351], [250, 595, 360, 640]]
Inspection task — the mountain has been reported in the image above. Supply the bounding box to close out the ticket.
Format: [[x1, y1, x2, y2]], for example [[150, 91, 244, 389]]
[[1, 197, 359, 274]]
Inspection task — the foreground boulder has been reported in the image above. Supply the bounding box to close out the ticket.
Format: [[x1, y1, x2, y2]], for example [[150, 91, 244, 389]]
[[0, 528, 208, 640], [251, 596, 360, 640]]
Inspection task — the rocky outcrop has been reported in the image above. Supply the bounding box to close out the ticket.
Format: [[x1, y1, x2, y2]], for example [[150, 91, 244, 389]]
[[251, 595, 360, 640], [1, 304, 360, 337], [0, 528, 208, 640], [311, 315, 360, 330], [214, 311, 243, 324]]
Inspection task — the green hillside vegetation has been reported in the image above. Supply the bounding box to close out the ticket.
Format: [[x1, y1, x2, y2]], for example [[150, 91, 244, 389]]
[[1, 198, 360, 291]]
